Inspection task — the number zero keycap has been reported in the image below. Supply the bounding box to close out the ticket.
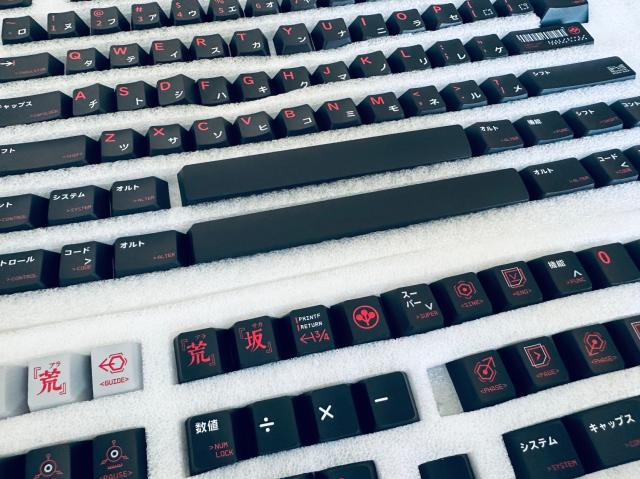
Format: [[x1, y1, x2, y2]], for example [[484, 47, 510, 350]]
[[577, 243, 640, 288], [317, 461, 379, 479]]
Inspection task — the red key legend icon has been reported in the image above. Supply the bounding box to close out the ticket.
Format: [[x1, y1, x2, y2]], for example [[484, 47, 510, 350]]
[[474, 356, 497, 383], [501, 266, 527, 289], [352, 305, 381, 330], [524, 343, 551, 368], [584, 331, 607, 357], [454, 280, 476, 299]]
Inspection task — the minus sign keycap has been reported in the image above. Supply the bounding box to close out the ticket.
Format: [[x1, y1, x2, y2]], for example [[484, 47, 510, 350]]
[[0, 53, 64, 83]]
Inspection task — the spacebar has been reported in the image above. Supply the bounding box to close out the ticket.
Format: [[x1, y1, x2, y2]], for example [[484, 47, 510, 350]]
[[188, 168, 529, 263], [178, 125, 472, 205]]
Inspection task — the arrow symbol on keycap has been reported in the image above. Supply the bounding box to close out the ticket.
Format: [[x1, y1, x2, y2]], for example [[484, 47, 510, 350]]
[[0, 61, 15, 67]]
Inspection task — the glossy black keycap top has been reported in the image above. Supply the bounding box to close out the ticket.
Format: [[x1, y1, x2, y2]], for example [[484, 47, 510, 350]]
[[58, 241, 113, 286], [431, 273, 494, 325], [381, 284, 444, 336], [531, 0, 589, 26], [113, 231, 191, 278], [465, 34, 508, 61], [399, 87, 446, 116], [440, 81, 487, 111], [131, 2, 169, 30], [47, 185, 110, 226], [47, 11, 88, 39], [480, 74, 529, 104], [175, 327, 235, 383], [611, 96, 640, 128], [503, 23, 593, 55], [528, 251, 592, 299], [606, 316, 640, 367], [419, 455, 476, 479], [312, 18, 351, 50], [274, 24, 314, 55], [0, 91, 71, 127], [90, 7, 130, 35], [0, 193, 48, 232], [0, 249, 59, 295], [230, 29, 270, 56], [478, 261, 543, 311], [317, 461, 378, 479], [282, 306, 336, 357], [581, 149, 638, 186], [521, 158, 594, 199], [249, 396, 302, 455], [427, 40, 470, 67], [110, 177, 170, 216], [577, 243, 640, 288], [66, 48, 108, 75], [2, 15, 46, 44], [232, 317, 282, 369], [298, 384, 361, 443], [0, 0, 31, 8], [422, 4, 462, 30], [563, 103, 623, 137], [331, 296, 392, 346], [92, 428, 147, 479], [465, 120, 524, 155], [25, 441, 92, 478], [387, 9, 425, 35], [514, 111, 574, 146], [352, 372, 419, 432], [101, 129, 147, 162], [0, 53, 63, 83], [191, 117, 234, 149]]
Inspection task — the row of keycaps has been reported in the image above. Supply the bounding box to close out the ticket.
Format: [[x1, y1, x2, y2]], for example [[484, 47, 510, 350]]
[[0, 428, 147, 479], [0, 342, 142, 418], [174, 241, 640, 383], [0, 22, 596, 126], [186, 371, 418, 474], [447, 316, 640, 412]]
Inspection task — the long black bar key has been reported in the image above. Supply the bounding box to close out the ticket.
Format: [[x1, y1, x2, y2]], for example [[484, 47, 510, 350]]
[[0, 91, 71, 127]]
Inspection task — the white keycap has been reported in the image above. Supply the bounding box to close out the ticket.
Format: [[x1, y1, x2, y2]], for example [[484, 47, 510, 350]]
[[0, 365, 28, 419], [91, 342, 143, 398]]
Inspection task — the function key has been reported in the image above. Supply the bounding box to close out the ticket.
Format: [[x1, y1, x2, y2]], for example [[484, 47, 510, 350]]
[[58, 241, 113, 286], [465, 34, 508, 61], [531, 0, 589, 26], [447, 351, 516, 411], [248, 396, 302, 455], [209, 0, 244, 21], [317, 461, 378, 479], [282, 305, 336, 357], [0, 365, 28, 419], [427, 40, 470, 67], [100, 129, 147, 162], [47, 185, 110, 226], [352, 372, 419, 432], [66, 48, 108, 75], [274, 24, 314, 56], [25, 442, 92, 478], [514, 111, 574, 146], [440, 81, 487, 111], [387, 10, 425, 35], [528, 251, 592, 299], [113, 230, 191, 278], [349, 14, 389, 42], [131, 2, 169, 30], [111, 177, 170, 217], [480, 74, 528, 104], [577, 243, 640, 288], [2, 16, 46, 44], [299, 384, 361, 443], [562, 102, 624, 137], [0, 193, 48, 233], [520, 158, 594, 200], [282, 0, 317, 11], [465, 120, 524, 155], [232, 317, 283, 369], [91, 342, 143, 398], [611, 96, 640, 128], [331, 296, 392, 346], [312, 61, 350, 84], [92, 428, 147, 478], [191, 34, 229, 60], [431, 273, 493, 325], [234, 112, 275, 144], [581, 149, 638, 186], [170, 0, 206, 25], [553, 325, 624, 380], [0, 249, 59, 295], [388, 45, 430, 73], [0, 53, 64, 83], [478, 261, 542, 311], [174, 327, 235, 383], [563, 397, 640, 471], [47, 11, 88, 39], [380, 284, 444, 336], [230, 29, 270, 56], [312, 19, 352, 50], [399, 87, 446, 117], [503, 420, 584, 479], [458, 0, 497, 22], [147, 124, 192, 156], [90, 7, 130, 35], [245, 0, 280, 16], [500, 336, 570, 395], [0, 91, 72, 128], [419, 455, 476, 479], [109, 43, 150, 69], [422, 4, 463, 30], [316, 99, 362, 130], [494, 0, 534, 16], [606, 316, 640, 367]]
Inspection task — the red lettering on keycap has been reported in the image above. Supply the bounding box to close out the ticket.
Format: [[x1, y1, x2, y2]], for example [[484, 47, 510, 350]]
[[159, 81, 171, 91], [239, 116, 252, 125], [111, 46, 128, 55], [153, 42, 164, 51], [74, 90, 87, 101], [282, 71, 295, 80], [327, 102, 340, 111], [282, 26, 293, 35], [283, 109, 296, 119], [199, 80, 210, 90], [396, 12, 408, 21], [152, 127, 165, 136], [117, 86, 129, 96], [597, 250, 612, 265], [196, 121, 209, 132], [236, 32, 247, 41], [242, 76, 254, 86], [400, 49, 411, 58], [104, 132, 116, 143], [321, 21, 333, 31], [370, 96, 385, 105], [68, 51, 81, 60], [360, 56, 372, 65], [195, 37, 206, 47]]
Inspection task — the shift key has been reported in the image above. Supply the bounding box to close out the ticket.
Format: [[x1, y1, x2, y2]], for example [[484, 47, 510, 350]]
[[0, 91, 71, 127], [114, 230, 192, 278]]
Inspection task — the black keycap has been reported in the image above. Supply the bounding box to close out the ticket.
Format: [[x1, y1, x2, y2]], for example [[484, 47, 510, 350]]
[[157, 74, 197, 106], [192, 118, 234, 150], [230, 29, 270, 56], [331, 296, 392, 346], [131, 2, 169, 30], [626, 145, 640, 170], [520, 158, 594, 199], [381, 284, 444, 336], [563, 397, 640, 472], [503, 23, 593, 55], [423, 272, 494, 325], [577, 243, 640, 288], [209, 0, 243, 21], [186, 409, 249, 474], [349, 14, 389, 41], [419, 455, 476, 479], [387, 9, 425, 35], [111, 177, 170, 216], [358, 93, 405, 124], [66, 48, 108, 75], [553, 325, 624, 380], [520, 57, 635, 97], [58, 241, 113, 286], [514, 111, 574, 146], [147, 124, 192, 156], [174, 327, 235, 383], [114, 230, 191, 278], [581, 149, 638, 187], [0, 0, 31, 8], [0, 455, 24, 478], [440, 81, 487, 111], [478, 261, 542, 311], [151, 39, 189, 64], [528, 251, 592, 299], [422, 4, 462, 30], [458, 0, 497, 22], [234, 112, 275, 144], [116, 81, 157, 112], [388, 45, 430, 73], [427, 40, 470, 67], [187, 169, 529, 264], [273, 67, 312, 94], [465, 34, 508, 61], [282, 305, 335, 357], [179, 125, 470, 205], [197, 77, 232, 106], [352, 372, 419, 432], [494, 0, 534, 16], [48, 185, 110, 226], [0, 91, 71, 127], [399, 87, 446, 117], [465, 121, 524, 156], [170, 0, 205, 25], [246, 0, 280, 16], [480, 74, 529, 104], [232, 72, 272, 102], [273, 24, 314, 56], [606, 316, 640, 367], [446, 351, 517, 411], [531, 0, 589, 26], [316, 99, 362, 130], [0, 53, 63, 83], [47, 11, 88, 39], [100, 129, 147, 162], [312, 19, 351, 50], [563, 102, 623, 138], [350, 51, 390, 78], [232, 317, 282, 368], [0, 249, 59, 295], [0, 193, 47, 232], [318, 461, 378, 479], [282, 0, 317, 11], [90, 7, 130, 35], [503, 420, 584, 479], [0, 136, 98, 177], [626, 239, 640, 268], [72, 84, 116, 117], [611, 96, 640, 128], [249, 396, 302, 455], [274, 105, 319, 138], [109, 43, 150, 69], [190, 34, 229, 60], [317, 0, 355, 5], [25, 442, 91, 479], [299, 384, 361, 443], [93, 428, 147, 479], [312, 62, 350, 84], [2, 16, 46, 44], [500, 336, 570, 395]]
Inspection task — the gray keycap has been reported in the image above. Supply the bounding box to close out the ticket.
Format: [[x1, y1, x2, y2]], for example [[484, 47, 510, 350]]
[[27, 353, 92, 412], [0, 365, 28, 419], [91, 342, 143, 398]]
